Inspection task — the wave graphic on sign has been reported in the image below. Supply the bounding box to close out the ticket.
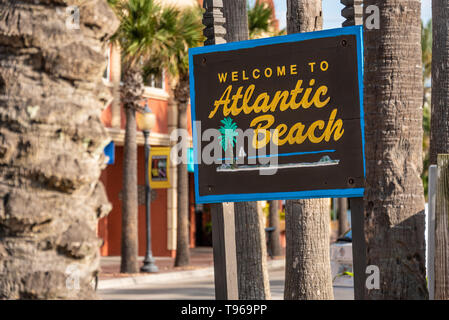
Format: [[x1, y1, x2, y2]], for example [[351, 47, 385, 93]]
[[216, 156, 340, 172]]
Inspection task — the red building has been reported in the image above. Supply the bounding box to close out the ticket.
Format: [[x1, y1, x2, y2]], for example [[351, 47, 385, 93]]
[[98, 0, 282, 258]]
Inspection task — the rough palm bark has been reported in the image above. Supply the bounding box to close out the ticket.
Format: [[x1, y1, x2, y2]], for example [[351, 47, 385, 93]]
[[286, 0, 322, 33], [234, 202, 271, 300], [120, 68, 144, 274], [223, 0, 248, 43], [430, 1, 449, 164], [120, 105, 138, 273], [284, 0, 333, 300], [167, 77, 178, 253], [363, 0, 428, 299], [284, 199, 333, 299], [268, 200, 282, 257], [174, 74, 190, 267], [110, 44, 121, 128], [222, 0, 270, 299], [171, 4, 204, 268], [0, 0, 118, 299]]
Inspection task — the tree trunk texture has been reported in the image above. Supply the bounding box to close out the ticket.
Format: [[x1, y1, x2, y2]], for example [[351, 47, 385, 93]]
[[0, 0, 118, 299], [174, 75, 190, 267], [120, 57, 145, 274], [110, 44, 122, 128], [338, 198, 349, 236], [222, 0, 270, 300], [120, 104, 139, 273], [435, 154, 449, 299], [284, 199, 333, 300], [223, 0, 249, 43], [284, 0, 333, 300], [234, 202, 271, 300], [363, 0, 428, 299], [167, 76, 178, 253], [430, 1, 449, 165], [286, 0, 323, 34], [268, 200, 282, 257]]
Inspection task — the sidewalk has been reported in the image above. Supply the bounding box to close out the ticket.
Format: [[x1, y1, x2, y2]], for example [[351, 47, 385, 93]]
[[99, 246, 285, 290], [100, 247, 215, 280]]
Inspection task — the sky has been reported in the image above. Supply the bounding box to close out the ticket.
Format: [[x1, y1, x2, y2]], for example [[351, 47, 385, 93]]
[[248, 0, 432, 31]]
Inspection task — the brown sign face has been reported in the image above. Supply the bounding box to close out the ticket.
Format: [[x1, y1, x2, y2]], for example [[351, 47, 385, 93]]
[[189, 27, 365, 203]]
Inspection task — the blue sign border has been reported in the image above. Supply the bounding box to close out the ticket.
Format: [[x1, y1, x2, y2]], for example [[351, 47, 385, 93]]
[[189, 25, 365, 204]]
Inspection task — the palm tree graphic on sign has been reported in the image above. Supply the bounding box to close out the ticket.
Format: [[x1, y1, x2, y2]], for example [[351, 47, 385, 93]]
[[218, 117, 239, 153]]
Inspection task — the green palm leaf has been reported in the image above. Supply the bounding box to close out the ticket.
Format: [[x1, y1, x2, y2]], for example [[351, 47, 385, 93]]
[[218, 117, 239, 152], [108, 0, 204, 79]]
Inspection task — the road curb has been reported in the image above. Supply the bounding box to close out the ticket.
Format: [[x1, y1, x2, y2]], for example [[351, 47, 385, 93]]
[[98, 258, 285, 290]]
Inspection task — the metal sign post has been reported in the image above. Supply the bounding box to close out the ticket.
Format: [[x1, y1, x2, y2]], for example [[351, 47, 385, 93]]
[[341, 0, 366, 300]]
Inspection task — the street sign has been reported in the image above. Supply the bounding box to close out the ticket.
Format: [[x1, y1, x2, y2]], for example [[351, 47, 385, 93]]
[[149, 147, 171, 189], [189, 26, 365, 204]]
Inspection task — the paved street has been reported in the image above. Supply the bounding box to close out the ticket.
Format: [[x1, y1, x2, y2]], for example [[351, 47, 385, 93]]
[[98, 267, 354, 300]]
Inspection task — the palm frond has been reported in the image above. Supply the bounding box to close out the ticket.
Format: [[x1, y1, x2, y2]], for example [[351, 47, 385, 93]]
[[218, 117, 239, 151], [108, 0, 205, 110], [248, 0, 273, 39], [110, 0, 179, 74]]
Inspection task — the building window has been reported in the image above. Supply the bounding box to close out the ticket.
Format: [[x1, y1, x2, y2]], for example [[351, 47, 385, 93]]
[[144, 71, 165, 90]]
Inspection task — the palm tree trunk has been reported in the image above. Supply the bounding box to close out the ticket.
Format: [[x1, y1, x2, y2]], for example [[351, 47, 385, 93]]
[[120, 104, 139, 273], [430, 1, 449, 164], [363, 0, 428, 299], [223, 0, 249, 43], [174, 75, 190, 267], [223, 0, 271, 300], [284, 0, 333, 301], [284, 199, 333, 299], [235, 202, 271, 299], [286, 0, 323, 32], [268, 200, 282, 257], [119, 60, 145, 274], [110, 44, 122, 128], [0, 0, 118, 298]]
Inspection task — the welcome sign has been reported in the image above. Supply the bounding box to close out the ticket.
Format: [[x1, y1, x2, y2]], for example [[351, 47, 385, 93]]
[[189, 26, 365, 204]]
